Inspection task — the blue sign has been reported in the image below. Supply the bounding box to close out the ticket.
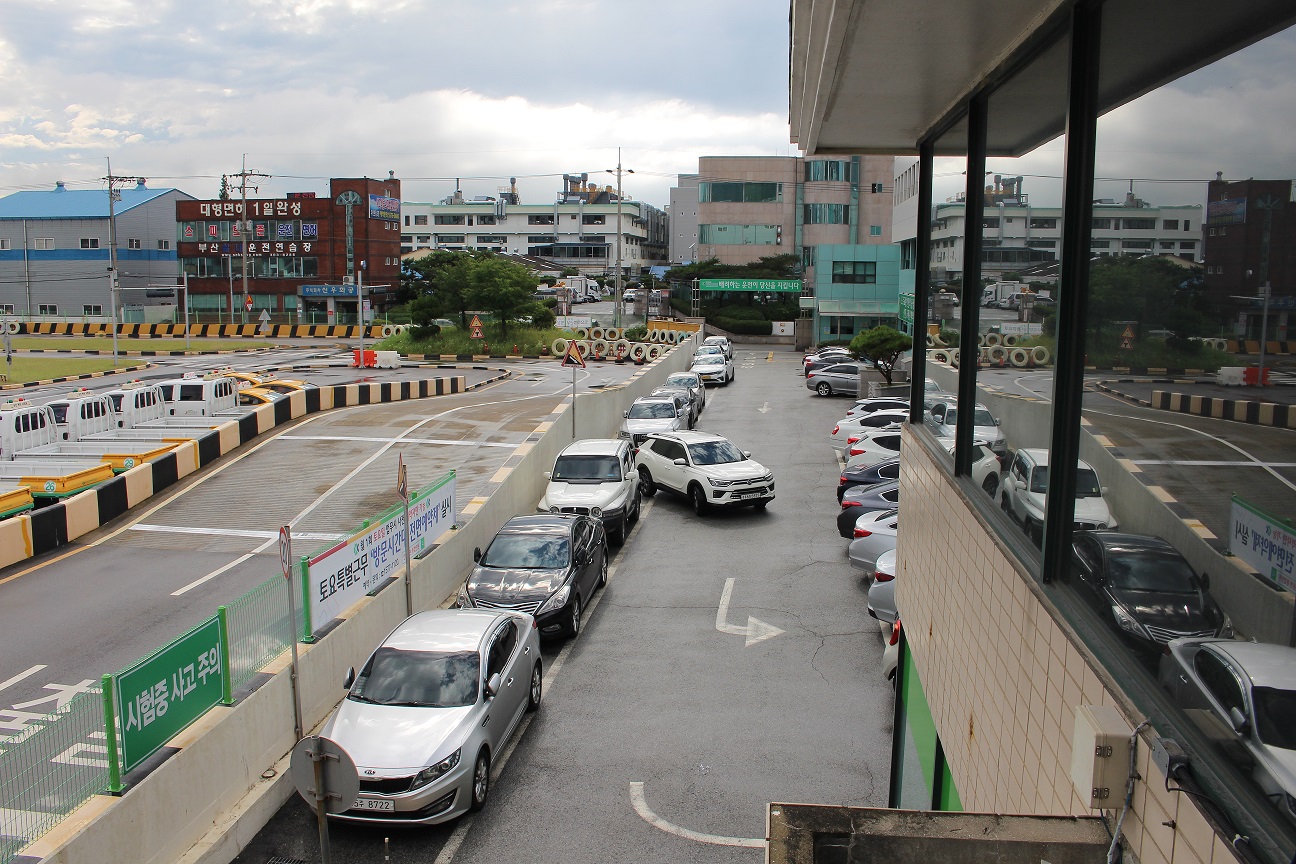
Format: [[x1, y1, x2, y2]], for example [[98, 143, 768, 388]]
[[369, 194, 401, 222], [301, 284, 357, 297]]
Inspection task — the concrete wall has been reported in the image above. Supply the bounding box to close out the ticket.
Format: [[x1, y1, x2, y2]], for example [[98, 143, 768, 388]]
[[35, 340, 697, 864]]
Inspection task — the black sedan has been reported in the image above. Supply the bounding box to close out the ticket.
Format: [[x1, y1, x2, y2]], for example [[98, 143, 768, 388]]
[[460, 514, 608, 639], [1069, 532, 1232, 653], [837, 480, 901, 538], [837, 457, 901, 502]]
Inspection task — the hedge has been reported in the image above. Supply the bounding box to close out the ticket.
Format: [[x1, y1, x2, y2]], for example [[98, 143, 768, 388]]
[[714, 318, 773, 335]]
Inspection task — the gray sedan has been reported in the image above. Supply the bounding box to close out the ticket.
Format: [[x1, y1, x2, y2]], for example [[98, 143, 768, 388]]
[[321, 609, 542, 824], [806, 362, 865, 397]]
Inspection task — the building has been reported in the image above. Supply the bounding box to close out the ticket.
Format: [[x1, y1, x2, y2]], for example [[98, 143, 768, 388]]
[[808, 243, 903, 343], [0, 180, 193, 320], [668, 174, 700, 265], [177, 177, 402, 324], [400, 178, 668, 278], [792, 2, 1296, 863], [1203, 175, 1296, 341]]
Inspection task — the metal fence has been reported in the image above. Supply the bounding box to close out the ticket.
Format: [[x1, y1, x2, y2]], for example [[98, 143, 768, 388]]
[[0, 691, 108, 863], [224, 574, 294, 690]]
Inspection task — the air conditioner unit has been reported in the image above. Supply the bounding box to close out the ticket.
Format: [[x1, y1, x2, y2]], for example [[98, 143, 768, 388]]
[[343, 276, 355, 286]]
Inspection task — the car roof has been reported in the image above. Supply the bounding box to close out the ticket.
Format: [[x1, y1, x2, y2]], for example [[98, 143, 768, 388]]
[[1080, 532, 1178, 556], [382, 609, 504, 652], [558, 438, 627, 457], [666, 371, 700, 379], [632, 396, 676, 405], [498, 514, 579, 533], [648, 430, 730, 445], [1016, 448, 1095, 471], [1202, 640, 1296, 689]]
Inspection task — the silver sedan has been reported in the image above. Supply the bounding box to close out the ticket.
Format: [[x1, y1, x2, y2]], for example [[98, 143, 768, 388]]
[[320, 609, 542, 824]]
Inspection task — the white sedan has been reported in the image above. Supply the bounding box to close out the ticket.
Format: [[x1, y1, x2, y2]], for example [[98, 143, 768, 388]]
[[830, 410, 909, 451], [845, 427, 904, 469], [689, 347, 735, 386]]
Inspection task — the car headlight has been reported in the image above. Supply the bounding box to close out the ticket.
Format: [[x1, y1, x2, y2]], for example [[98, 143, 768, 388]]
[[536, 583, 572, 615], [411, 749, 461, 790], [618, 431, 630, 439], [1219, 615, 1234, 639], [591, 506, 602, 518], [708, 477, 733, 487], [1110, 605, 1149, 639], [457, 586, 474, 608], [549, 505, 560, 514]]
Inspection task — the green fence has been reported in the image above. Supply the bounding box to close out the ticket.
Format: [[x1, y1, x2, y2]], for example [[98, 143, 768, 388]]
[[225, 574, 295, 690]]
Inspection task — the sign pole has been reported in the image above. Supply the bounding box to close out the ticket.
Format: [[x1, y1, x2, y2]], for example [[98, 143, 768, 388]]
[[280, 526, 304, 742], [397, 456, 412, 617], [310, 738, 333, 864], [572, 365, 577, 437]]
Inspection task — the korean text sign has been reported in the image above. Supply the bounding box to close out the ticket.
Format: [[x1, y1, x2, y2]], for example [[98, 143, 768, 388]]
[[1230, 496, 1296, 593], [305, 472, 455, 633], [113, 615, 225, 773]]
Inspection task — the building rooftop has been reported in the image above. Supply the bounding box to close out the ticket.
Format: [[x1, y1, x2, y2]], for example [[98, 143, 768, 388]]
[[0, 181, 182, 220]]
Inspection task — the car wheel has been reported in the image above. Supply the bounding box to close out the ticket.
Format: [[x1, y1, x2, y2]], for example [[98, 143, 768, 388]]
[[470, 750, 490, 811], [567, 594, 583, 637], [754, 499, 769, 510], [690, 484, 709, 516], [982, 474, 999, 498], [628, 489, 642, 525], [816, 382, 832, 396], [527, 661, 542, 712], [638, 468, 657, 498], [597, 547, 609, 587], [609, 517, 625, 546]]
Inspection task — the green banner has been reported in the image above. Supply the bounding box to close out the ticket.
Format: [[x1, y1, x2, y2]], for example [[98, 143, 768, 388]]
[[112, 615, 226, 773], [899, 293, 915, 326], [698, 278, 803, 293]]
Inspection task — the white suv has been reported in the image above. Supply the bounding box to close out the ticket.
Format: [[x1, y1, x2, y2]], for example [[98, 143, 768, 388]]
[[999, 447, 1117, 545], [538, 439, 642, 544], [636, 431, 774, 515]]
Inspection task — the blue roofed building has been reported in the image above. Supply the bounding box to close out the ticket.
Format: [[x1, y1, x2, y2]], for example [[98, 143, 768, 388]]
[[0, 180, 194, 320]]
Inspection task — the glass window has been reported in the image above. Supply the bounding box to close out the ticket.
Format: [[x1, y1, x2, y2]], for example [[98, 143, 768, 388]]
[[803, 203, 850, 224], [481, 533, 570, 569], [552, 455, 622, 481], [351, 647, 479, 707], [700, 182, 782, 203], [832, 261, 877, 283], [413, 214, 428, 225], [804, 160, 856, 182], [435, 214, 465, 225]]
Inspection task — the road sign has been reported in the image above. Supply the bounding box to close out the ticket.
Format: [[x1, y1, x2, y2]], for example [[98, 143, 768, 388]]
[[561, 338, 586, 369], [470, 326, 484, 339], [259, 309, 271, 323], [291, 736, 359, 815], [396, 454, 408, 501], [280, 526, 292, 579], [1120, 325, 1135, 340], [469, 315, 483, 329], [244, 295, 253, 312]]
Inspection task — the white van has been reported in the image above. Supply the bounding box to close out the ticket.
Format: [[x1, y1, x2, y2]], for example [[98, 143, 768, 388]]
[[158, 374, 239, 417], [103, 382, 170, 428], [45, 390, 116, 440]]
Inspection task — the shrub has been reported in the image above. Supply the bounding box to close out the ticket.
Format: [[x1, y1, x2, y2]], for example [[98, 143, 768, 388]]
[[623, 325, 648, 342], [938, 328, 960, 347], [714, 318, 772, 336], [712, 306, 765, 322], [529, 307, 556, 330], [816, 339, 853, 350]]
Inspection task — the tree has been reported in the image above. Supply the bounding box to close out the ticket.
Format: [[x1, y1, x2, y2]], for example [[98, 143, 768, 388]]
[[465, 256, 541, 336], [218, 175, 231, 201], [1087, 255, 1184, 339], [850, 326, 913, 385]]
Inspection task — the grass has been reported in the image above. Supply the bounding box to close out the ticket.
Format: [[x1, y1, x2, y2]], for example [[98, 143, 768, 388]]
[[374, 324, 580, 356], [1, 356, 139, 384], [8, 337, 275, 352]]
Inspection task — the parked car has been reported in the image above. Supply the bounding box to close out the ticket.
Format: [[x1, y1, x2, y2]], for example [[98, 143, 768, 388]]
[[843, 397, 910, 418], [837, 480, 900, 538], [663, 371, 706, 413], [830, 410, 909, 451], [847, 508, 899, 575], [703, 335, 733, 359], [460, 514, 608, 638], [321, 609, 542, 824], [924, 399, 1006, 454], [867, 548, 898, 624], [837, 457, 900, 501], [649, 387, 698, 428], [619, 397, 686, 445], [1158, 638, 1296, 825], [999, 448, 1118, 545], [804, 347, 854, 371], [881, 618, 901, 687], [845, 427, 904, 469], [636, 430, 774, 515], [806, 356, 864, 377], [807, 362, 866, 397], [690, 347, 735, 386], [235, 386, 289, 407], [537, 439, 641, 545], [963, 442, 1007, 499], [1069, 531, 1232, 652]]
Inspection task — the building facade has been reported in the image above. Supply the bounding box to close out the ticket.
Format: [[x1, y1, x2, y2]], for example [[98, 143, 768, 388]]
[[1203, 176, 1295, 341], [668, 174, 700, 265], [177, 177, 402, 323], [0, 181, 192, 320], [809, 244, 903, 343]]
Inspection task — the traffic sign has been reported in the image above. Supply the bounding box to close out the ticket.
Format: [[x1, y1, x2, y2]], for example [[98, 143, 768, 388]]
[[291, 736, 359, 815], [279, 526, 292, 579], [396, 454, 408, 501], [244, 295, 253, 312], [561, 338, 586, 369], [470, 326, 484, 339], [469, 315, 483, 329], [1120, 325, 1135, 340]]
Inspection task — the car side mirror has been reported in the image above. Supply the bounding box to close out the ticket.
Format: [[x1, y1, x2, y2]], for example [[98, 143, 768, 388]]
[[343, 667, 355, 689], [672, 458, 686, 466], [741, 451, 751, 458], [623, 410, 630, 418], [486, 672, 503, 699], [473, 547, 482, 563], [1228, 706, 1248, 734], [543, 470, 552, 479]]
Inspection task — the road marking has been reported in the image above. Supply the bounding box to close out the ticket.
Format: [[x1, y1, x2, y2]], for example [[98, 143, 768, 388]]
[[0, 665, 46, 694], [1132, 460, 1296, 467], [171, 553, 255, 596], [757, 401, 770, 413], [279, 434, 515, 448], [0, 807, 57, 839], [628, 782, 765, 849], [715, 578, 783, 646], [132, 524, 344, 541]]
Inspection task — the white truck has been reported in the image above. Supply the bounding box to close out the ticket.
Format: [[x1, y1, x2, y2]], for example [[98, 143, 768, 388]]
[[556, 276, 602, 304], [981, 281, 1023, 307], [0, 396, 183, 474]]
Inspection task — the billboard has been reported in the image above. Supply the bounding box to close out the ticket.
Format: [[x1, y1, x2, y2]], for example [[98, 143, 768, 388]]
[[369, 194, 401, 222], [1229, 495, 1296, 593], [698, 278, 803, 293], [1206, 198, 1246, 226]]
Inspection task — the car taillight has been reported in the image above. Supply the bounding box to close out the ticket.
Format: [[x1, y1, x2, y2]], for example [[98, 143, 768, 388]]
[[807, 372, 816, 379], [838, 475, 847, 485], [849, 445, 865, 456], [874, 569, 894, 582], [847, 436, 861, 445], [853, 528, 872, 538], [842, 500, 861, 509], [831, 425, 840, 435], [889, 620, 902, 645]]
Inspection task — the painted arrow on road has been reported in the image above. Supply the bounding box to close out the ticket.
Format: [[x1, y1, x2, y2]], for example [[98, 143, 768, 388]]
[[715, 578, 783, 646], [757, 401, 770, 413]]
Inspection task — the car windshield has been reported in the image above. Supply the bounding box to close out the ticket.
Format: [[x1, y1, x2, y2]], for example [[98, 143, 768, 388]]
[[1251, 686, 1296, 750], [666, 375, 697, 388], [1028, 465, 1103, 497], [552, 455, 621, 482], [943, 408, 996, 427], [628, 402, 676, 419], [481, 533, 570, 568], [350, 647, 479, 708], [108, 393, 124, 412], [1105, 550, 1198, 593], [687, 440, 746, 466], [694, 347, 722, 356]]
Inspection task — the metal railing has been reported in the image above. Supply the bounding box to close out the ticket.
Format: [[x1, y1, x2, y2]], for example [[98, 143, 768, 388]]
[[224, 575, 294, 691]]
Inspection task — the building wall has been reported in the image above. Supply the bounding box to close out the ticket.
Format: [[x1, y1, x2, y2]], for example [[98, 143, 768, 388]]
[[1203, 177, 1296, 309], [810, 244, 902, 342], [668, 174, 700, 264], [897, 429, 1240, 864], [696, 156, 799, 265]]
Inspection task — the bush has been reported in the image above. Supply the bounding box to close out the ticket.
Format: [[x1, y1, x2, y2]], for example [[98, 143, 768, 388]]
[[409, 323, 441, 341], [623, 325, 648, 342], [529, 307, 556, 330], [714, 318, 772, 336], [938, 328, 960, 347], [815, 339, 853, 350], [712, 306, 765, 322], [543, 298, 559, 309]]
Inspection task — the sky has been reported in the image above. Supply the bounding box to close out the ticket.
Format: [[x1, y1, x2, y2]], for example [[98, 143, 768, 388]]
[[1, 2, 1293, 212]]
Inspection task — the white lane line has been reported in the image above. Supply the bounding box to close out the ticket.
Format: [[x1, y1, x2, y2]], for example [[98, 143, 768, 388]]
[[628, 782, 765, 849], [279, 435, 515, 448], [171, 553, 254, 596], [0, 665, 47, 694], [1132, 460, 1296, 467], [132, 524, 344, 541]]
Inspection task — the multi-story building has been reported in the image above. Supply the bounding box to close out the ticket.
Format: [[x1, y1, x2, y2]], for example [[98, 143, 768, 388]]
[[400, 180, 667, 278], [0, 180, 193, 320], [1203, 175, 1295, 340], [177, 177, 402, 323], [668, 174, 700, 264], [929, 190, 1202, 283]]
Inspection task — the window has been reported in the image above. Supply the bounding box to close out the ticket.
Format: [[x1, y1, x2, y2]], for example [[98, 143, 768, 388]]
[[983, 218, 1000, 228], [870, 225, 882, 236], [804, 160, 855, 182], [1194, 650, 1246, 717], [416, 235, 431, 243], [38, 304, 57, 315], [476, 235, 506, 244], [1091, 218, 1111, 230], [82, 305, 102, 316], [698, 224, 782, 245], [528, 235, 559, 244], [1163, 220, 1179, 230], [1182, 221, 1191, 231], [700, 182, 782, 203], [1121, 218, 1155, 230], [127, 238, 141, 250], [80, 238, 100, 249], [1179, 241, 1196, 250], [477, 214, 497, 225], [1090, 240, 1111, 248], [435, 214, 465, 225], [34, 238, 54, 250], [1026, 239, 1057, 248], [404, 215, 411, 226], [1029, 217, 1058, 229], [0, 239, 10, 250], [832, 261, 877, 283], [0, 304, 14, 315], [157, 239, 170, 250], [870, 183, 885, 193], [582, 215, 606, 225], [1122, 240, 1153, 250], [528, 215, 555, 225], [438, 235, 466, 244], [803, 203, 849, 224], [1160, 241, 1176, 250]]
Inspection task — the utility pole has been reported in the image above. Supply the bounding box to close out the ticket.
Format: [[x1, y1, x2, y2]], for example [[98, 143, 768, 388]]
[[607, 150, 634, 329], [230, 156, 271, 324], [104, 159, 147, 367]]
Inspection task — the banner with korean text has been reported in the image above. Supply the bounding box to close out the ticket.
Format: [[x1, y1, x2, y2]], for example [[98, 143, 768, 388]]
[[1229, 495, 1296, 593], [303, 471, 456, 636]]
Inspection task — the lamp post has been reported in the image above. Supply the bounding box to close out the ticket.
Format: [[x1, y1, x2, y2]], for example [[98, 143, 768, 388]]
[[606, 150, 634, 329], [1254, 194, 1282, 387]]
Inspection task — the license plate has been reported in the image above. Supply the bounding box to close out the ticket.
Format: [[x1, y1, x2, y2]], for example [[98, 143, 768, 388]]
[[734, 491, 762, 500], [351, 797, 395, 812]]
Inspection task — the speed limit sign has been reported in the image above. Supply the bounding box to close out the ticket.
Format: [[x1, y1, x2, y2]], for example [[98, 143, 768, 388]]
[[279, 526, 292, 579]]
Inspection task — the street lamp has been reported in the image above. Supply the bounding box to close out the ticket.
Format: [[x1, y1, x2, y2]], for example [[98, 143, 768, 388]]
[[1253, 194, 1282, 386], [606, 150, 634, 329]]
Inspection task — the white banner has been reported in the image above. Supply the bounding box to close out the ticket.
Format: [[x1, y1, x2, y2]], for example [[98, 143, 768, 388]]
[[556, 316, 593, 329], [1229, 496, 1296, 594], [998, 322, 1044, 336], [306, 472, 456, 632]]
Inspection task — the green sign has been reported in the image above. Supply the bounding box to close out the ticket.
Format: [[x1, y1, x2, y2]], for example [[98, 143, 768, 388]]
[[698, 278, 803, 293], [899, 293, 915, 326], [111, 615, 227, 774]]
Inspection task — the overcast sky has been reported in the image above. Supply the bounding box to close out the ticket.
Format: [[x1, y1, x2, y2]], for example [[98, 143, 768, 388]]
[[1, 2, 1292, 211]]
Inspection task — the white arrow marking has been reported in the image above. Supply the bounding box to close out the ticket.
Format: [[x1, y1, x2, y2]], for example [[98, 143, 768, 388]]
[[715, 578, 783, 646], [757, 401, 770, 413], [629, 782, 765, 849]]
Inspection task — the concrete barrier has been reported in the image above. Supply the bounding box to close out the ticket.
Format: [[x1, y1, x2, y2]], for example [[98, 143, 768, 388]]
[[33, 344, 695, 864]]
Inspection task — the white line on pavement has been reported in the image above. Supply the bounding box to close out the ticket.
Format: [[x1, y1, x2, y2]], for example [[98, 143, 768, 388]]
[[628, 782, 765, 849], [132, 524, 344, 541], [171, 553, 255, 596], [278, 435, 515, 448], [0, 665, 47, 694], [1131, 460, 1296, 467]]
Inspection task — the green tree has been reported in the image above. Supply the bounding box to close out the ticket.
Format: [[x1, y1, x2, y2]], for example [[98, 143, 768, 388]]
[[1087, 255, 1183, 339], [465, 256, 541, 336], [850, 325, 913, 385], [218, 175, 231, 201]]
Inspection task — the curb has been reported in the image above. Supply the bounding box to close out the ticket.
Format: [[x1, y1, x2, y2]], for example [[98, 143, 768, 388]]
[[1, 362, 152, 391]]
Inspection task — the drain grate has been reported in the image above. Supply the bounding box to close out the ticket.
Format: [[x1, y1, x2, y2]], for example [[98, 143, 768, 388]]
[[266, 858, 309, 864]]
